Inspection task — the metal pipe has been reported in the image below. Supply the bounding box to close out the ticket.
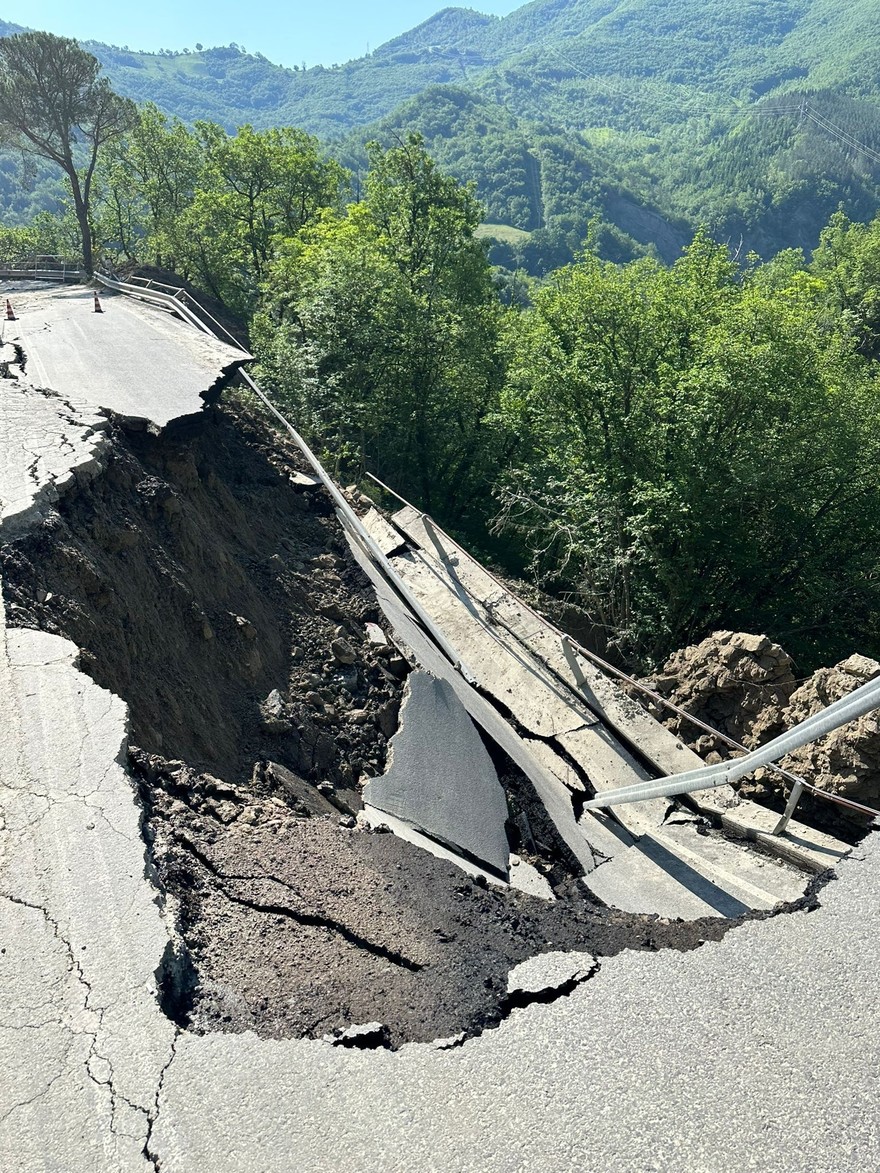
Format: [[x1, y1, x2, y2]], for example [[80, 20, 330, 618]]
[[773, 780, 805, 835]]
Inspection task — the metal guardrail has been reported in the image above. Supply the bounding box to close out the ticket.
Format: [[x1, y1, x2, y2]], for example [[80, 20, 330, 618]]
[[582, 673, 880, 821], [364, 472, 880, 834], [0, 255, 82, 283], [95, 272, 253, 357]]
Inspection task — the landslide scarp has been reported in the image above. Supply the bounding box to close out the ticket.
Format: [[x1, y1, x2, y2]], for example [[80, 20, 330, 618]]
[[0, 391, 754, 1048]]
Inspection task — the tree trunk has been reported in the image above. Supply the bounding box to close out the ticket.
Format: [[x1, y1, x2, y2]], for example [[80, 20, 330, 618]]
[[66, 167, 93, 274]]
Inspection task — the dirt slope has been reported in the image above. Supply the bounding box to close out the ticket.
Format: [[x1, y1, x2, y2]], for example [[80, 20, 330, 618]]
[[0, 394, 790, 1048]]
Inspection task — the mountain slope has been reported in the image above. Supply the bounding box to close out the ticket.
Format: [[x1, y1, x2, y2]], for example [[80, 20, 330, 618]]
[[2, 1, 879, 265]]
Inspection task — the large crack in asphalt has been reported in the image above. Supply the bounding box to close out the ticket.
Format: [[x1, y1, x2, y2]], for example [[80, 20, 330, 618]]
[[0, 393, 833, 1052]]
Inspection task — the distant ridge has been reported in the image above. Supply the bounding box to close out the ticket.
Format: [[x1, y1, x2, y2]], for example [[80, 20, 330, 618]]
[[2, 1, 879, 266]]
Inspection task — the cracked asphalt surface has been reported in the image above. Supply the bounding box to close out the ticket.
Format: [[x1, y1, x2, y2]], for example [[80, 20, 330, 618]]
[[3, 285, 246, 429], [2, 287, 878, 1171]]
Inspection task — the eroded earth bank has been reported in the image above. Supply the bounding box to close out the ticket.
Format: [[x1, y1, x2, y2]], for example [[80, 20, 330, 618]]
[[2, 391, 821, 1051]]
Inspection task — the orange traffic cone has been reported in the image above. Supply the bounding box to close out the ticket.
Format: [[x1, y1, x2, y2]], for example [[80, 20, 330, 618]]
[[5, 299, 15, 321], [93, 291, 103, 314]]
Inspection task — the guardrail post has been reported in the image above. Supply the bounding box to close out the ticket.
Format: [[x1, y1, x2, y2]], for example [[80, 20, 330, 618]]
[[772, 780, 805, 836], [561, 635, 589, 693]]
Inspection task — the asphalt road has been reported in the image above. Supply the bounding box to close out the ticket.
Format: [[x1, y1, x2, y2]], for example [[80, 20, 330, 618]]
[[3, 284, 246, 428], [152, 826, 879, 1173], [1, 283, 877, 1173]]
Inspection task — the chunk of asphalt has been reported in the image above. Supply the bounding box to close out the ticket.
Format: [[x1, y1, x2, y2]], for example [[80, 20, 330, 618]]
[[264, 761, 339, 819], [506, 951, 598, 998], [364, 671, 511, 878]]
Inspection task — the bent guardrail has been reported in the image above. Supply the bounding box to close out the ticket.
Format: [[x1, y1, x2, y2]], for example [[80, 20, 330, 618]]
[[582, 673, 880, 822]]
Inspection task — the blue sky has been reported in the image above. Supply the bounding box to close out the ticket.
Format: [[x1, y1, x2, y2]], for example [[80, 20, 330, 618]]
[[17, 1, 523, 68]]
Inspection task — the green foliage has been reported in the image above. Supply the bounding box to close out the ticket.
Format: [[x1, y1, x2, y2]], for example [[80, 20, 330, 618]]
[[0, 209, 79, 260], [7, 0, 880, 268], [96, 108, 344, 314], [254, 134, 506, 524], [495, 232, 880, 667], [811, 210, 880, 359]]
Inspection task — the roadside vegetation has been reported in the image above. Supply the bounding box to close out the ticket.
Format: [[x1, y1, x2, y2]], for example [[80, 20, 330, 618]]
[[3, 33, 880, 673]]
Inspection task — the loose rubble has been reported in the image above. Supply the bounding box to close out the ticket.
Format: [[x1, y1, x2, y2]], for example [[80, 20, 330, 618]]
[[640, 630, 880, 809]]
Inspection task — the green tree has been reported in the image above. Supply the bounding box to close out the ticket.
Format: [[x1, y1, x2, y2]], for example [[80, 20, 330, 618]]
[[255, 134, 507, 522], [496, 232, 880, 667], [99, 104, 204, 266], [178, 123, 345, 314], [0, 32, 136, 273], [810, 210, 880, 359]]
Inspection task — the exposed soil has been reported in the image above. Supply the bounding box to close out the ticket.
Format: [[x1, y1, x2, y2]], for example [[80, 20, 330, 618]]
[[0, 392, 815, 1049]]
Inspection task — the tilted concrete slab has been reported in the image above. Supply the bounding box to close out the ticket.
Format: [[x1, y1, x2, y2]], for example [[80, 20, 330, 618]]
[[357, 523, 812, 920], [586, 823, 807, 919], [0, 377, 111, 537], [346, 530, 815, 917], [521, 737, 633, 869], [4, 285, 246, 429], [0, 592, 177, 1170], [388, 507, 851, 876], [358, 541, 594, 741], [345, 531, 609, 878], [557, 723, 673, 834], [361, 506, 407, 557], [364, 671, 511, 877], [393, 504, 693, 763]]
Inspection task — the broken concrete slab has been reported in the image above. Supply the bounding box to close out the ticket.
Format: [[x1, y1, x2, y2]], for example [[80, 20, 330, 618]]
[[364, 671, 511, 877], [388, 506, 853, 871], [0, 379, 110, 537], [583, 821, 805, 919], [362, 506, 407, 557], [290, 470, 321, 489], [378, 550, 594, 739], [507, 951, 597, 997], [691, 788, 851, 874], [264, 761, 340, 819], [519, 738, 624, 873], [556, 724, 672, 834], [369, 514, 830, 913]]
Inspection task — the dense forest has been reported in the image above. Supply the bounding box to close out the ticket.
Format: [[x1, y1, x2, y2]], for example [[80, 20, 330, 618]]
[[3, 18, 880, 674], [3, 0, 880, 269]]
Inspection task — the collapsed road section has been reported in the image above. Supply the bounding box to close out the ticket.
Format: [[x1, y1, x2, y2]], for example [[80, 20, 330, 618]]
[[0, 280, 872, 1171], [2, 383, 751, 1053]]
